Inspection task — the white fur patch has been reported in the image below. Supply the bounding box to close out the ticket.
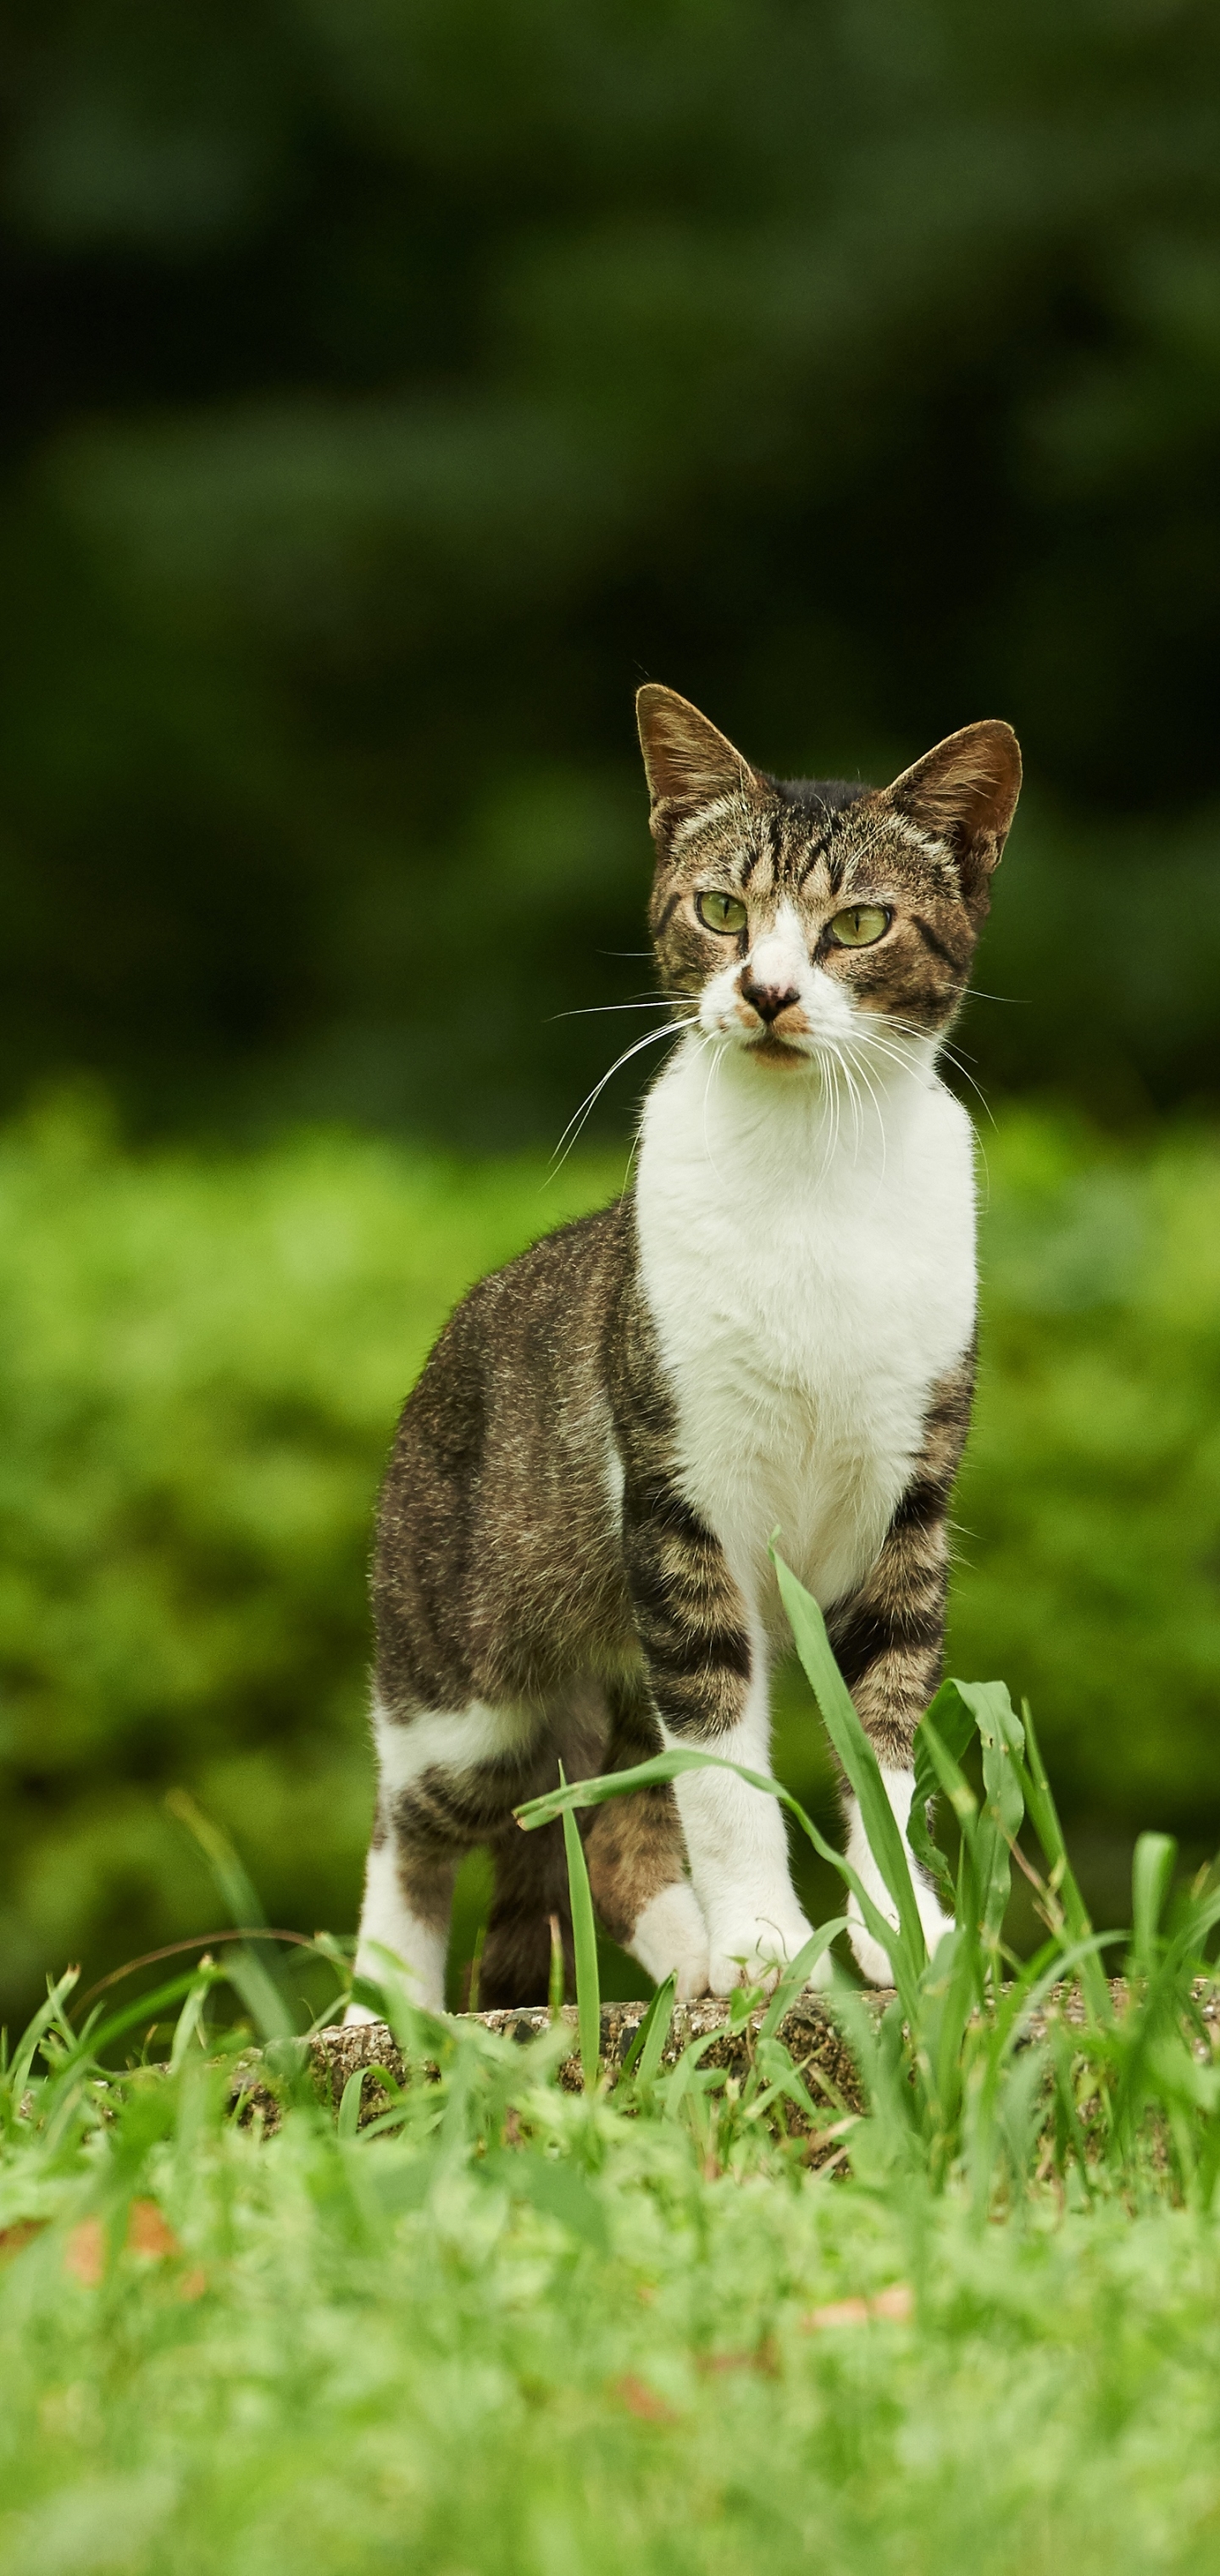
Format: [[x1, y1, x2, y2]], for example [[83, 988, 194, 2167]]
[[844, 1768, 953, 1986], [346, 1836, 450, 2021], [632, 1020, 974, 1989], [348, 1696, 546, 2024], [659, 1672, 819, 1996], [371, 1694, 542, 1799], [636, 1031, 975, 1617], [628, 1879, 710, 2002]]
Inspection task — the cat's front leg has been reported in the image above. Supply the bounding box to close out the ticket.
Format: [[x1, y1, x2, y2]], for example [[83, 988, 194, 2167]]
[[664, 1685, 824, 1997], [827, 1352, 974, 1983], [622, 1477, 816, 1996]]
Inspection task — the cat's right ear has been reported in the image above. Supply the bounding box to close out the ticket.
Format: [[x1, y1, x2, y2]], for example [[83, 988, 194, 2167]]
[[635, 686, 760, 836]]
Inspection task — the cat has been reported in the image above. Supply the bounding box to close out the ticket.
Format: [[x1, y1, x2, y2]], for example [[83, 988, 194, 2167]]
[[347, 685, 1021, 2018]]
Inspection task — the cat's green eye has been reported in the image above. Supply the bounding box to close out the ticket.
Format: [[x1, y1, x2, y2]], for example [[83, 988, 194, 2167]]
[[696, 890, 748, 935], [829, 904, 890, 948]]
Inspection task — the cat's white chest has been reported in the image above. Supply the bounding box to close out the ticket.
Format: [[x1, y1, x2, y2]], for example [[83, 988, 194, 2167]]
[[633, 1044, 976, 1618]]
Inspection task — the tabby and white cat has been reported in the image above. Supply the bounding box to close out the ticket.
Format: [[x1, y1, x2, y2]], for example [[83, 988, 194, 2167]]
[[348, 686, 1021, 2016]]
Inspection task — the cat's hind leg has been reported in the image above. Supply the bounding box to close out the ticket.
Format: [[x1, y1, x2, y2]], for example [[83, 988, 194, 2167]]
[[477, 1674, 709, 2007], [347, 1696, 546, 2022], [826, 1354, 973, 1984], [347, 1807, 455, 2024], [477, 1815, 574, 2010], [474, 1675, 709, 2007]]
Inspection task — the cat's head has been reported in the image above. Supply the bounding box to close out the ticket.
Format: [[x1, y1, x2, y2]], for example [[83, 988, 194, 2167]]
[[636, 686, 1020, 1077]]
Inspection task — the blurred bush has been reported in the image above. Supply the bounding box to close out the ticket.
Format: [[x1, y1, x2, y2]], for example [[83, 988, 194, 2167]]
[[2, 0, 1219, 1136], [2, 1094, 1217, 2024]]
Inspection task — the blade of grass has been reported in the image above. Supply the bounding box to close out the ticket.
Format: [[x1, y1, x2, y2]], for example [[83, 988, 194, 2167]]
[[91, 1968, 231, 2062], [1131, 1832, 1177, 1977], [618, 1974, 676, 2091], [547, 1912, 565, 2018], [166, 1791, 297, 2042], [757, 1923, 848, 2044], [337, 2070, 366, 2139], [168, 1963, 221, 2075], [911, 1684, 975, 1905], [772, 1549, 927, 1979], [958, 1682, 1024, 1951], [3, 1970, 80, 2114], [1015, 1701, 1112, 2024], [558, 1764, 600, 2091]]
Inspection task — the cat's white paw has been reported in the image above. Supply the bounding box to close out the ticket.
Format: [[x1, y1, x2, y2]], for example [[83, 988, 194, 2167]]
[[847, 1880, 954, 1987], [705, 1903, 823, 1998], [629, 1879, 711, 2001], [342, 1999, 382, 2028], [845, 1773, 954, 1988]]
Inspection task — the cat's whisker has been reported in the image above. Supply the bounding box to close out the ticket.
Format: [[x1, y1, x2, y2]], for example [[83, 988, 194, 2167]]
[[854, 1011, 931, 1054], [549, 1019, 696, 1173], [842, 1041, 889, 1182], [859, 1028, 978, 1132], [854, 1022, 995, 1179], [815, 1050, 845, 1181], [862, 1009, 988, 1099], [937, 1052, 995, 1126], [698, 1030, 728, 1174], [836, 1049, 865, 1164], [552, 999, 694, 1021]]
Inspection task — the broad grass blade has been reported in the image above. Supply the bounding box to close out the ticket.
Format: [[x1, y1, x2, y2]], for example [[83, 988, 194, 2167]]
[[166, 1790, 297, 2042], [758, 1923, 847, 2043], [558, 1764, 600, 2090], [773, 1549, 926, 1978], [950, 1681, 1024, 1952], [911, 1684, 976, 1903], [1016, 1700, 1112, 2024], [547, 1912, 565, 2018], [338, 2069, 365, 2139], [1131, 1832, 1177, 1974], [619, 1974, 676, 2091], [4, 1969, 80, 2112]]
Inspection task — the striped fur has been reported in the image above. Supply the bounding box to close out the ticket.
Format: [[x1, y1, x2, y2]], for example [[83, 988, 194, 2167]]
[[348, 688, 1019, 2013]]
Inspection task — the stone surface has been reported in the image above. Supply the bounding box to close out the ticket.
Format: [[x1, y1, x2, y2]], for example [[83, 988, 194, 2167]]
[[319, 1994, 866, 2111], [231, 1993, 872, 2138], [230, 1979, 1218, 2140]]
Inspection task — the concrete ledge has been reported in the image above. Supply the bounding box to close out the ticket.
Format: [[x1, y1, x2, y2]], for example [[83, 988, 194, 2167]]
[[231, 1979, 1218, 2138], [318, 1993, 868, 2112]]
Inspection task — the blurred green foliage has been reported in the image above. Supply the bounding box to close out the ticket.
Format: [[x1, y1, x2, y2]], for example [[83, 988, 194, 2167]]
[[2, 0, 1220, 1136], [2, 1095, 1217, 2027]]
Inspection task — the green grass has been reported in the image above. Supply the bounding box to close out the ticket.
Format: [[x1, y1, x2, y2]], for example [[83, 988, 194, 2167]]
[[8, 2065, 1220, 2576], [4, 1572, 1219, 2574], [3, 1091, 1220, 2026]]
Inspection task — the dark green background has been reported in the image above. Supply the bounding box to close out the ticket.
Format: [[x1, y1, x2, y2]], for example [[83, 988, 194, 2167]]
[[3, 0, 1220, 1143]]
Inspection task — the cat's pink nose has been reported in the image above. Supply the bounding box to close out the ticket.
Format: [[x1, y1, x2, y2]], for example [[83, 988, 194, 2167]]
[[739, 973, 801, 1025]]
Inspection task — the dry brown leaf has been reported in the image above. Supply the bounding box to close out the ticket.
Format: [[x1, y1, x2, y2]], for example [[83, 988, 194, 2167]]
[[127, 2199, 181, 2260], [0, 2220, 45, 2262], [64, 2217, 106, 2287], [615, 2373, 680, 2423], [803, 2283, 913, 2331]]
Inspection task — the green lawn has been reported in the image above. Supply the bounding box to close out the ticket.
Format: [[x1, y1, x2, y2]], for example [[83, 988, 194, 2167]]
[[4, 1990, 1220, 2576]]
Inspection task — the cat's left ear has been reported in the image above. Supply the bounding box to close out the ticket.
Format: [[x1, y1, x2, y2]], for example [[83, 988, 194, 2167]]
[[884, 720, 1022, 905], [636, 685, 762, 836]]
